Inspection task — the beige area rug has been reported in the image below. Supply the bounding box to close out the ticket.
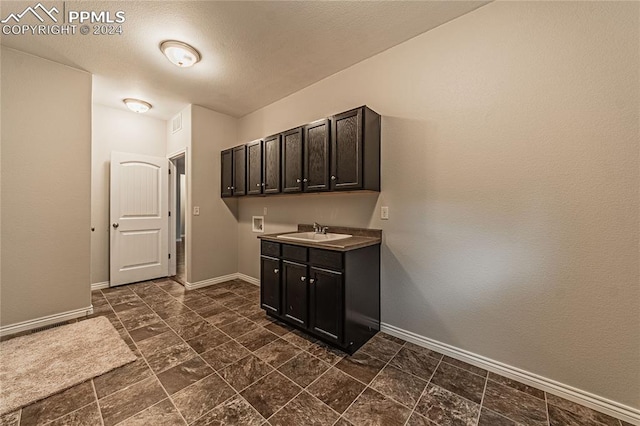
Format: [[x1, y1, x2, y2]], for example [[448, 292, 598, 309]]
[[0, 316, 136, 415]]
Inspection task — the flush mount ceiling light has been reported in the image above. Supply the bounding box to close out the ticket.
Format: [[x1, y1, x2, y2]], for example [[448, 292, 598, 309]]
[[123, 98, 152, 113], [160, 40, 201, 68]]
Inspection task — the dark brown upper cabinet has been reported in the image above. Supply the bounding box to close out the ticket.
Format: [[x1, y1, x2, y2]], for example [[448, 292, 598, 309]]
[[221, 145, 246, 198], [221, 148, 233, 198], [303, 118, 330, 192], [220, 106, 380, 198], [281, 127, 303, 193], [246, 140, 263, 195], [232, 145, 246, 196], [262, 134, 281, 194], [331, 106, 380, 191]]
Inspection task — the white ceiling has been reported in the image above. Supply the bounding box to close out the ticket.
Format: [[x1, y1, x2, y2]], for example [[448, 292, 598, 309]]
[[1, 1, 488, 119]]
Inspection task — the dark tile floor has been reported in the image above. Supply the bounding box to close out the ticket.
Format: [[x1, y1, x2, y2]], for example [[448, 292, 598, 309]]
[[0, 278, 632, 426]]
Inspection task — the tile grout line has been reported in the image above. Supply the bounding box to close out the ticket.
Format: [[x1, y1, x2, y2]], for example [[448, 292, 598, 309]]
[[334, 340, 409, 425], [264, 350, 344, 423], [474, 372, 489, 426], [39, 391, 102, 426], [544, 391, 551, 426], [402, 356, 443, 426], [90, 379, 106, 426], [359, 344, 427, 411]]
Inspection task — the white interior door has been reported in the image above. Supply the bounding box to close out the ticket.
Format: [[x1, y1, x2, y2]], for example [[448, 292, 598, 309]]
[[110, 151, 168, 286]]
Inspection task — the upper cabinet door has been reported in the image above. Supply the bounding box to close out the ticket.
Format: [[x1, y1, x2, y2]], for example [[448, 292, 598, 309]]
[[221, 149, 233, 198], [281, 127, 303, 193], [232, 145, 246, 196], [263, 134, 281, 194], [246, 140, 263, 195], [331, 108, 363, 191], [303, 119, 330, 192]]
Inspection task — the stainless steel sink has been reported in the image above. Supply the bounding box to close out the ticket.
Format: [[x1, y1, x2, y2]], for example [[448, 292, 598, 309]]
[[276, 232, 352, 243]]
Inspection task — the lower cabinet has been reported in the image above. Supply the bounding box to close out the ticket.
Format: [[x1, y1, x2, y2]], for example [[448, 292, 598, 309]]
[[259, 240, 380, 353], [283, 261, 308, 327], [260, 256, 280, 314], [309, 267, 343, 343]]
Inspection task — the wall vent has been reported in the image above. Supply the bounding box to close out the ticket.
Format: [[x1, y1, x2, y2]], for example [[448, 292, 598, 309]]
[[30, 321, 68, 334], [172, 113, 182, 134]]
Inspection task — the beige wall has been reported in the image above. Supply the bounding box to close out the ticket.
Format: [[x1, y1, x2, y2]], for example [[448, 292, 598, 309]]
[[237, 2, 639, 409], [91, 104, 167, 285], [1, 48, 92, 326], [190, 105, 238, 283]]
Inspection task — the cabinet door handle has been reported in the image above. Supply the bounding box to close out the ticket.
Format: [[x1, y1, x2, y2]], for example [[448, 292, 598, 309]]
[[262, 183, 266, 187], [309, 278, 315, 284], [296, 179, 301, 183], [301, 276, 306, 281], [256, 183, 261, 187], [331, 176, 337, 181], [231, 186, 235, 190], [274, 268, 279, 274], [303, 178, 308, 183]]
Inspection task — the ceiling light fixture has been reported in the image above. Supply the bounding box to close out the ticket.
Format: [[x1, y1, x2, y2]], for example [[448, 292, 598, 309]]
[[123, 98, 152, 113], [160, 40, 201, 68]]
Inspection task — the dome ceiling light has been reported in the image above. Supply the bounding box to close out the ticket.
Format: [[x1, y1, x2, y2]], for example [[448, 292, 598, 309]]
[[160, 40, 201, 68], [123, 98, 152, 113]]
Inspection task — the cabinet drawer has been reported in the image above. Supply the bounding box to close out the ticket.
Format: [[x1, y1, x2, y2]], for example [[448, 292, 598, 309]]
[[261, 241, 280, 257], [309, 249, 342, 270], [282, 244, 307, 263]]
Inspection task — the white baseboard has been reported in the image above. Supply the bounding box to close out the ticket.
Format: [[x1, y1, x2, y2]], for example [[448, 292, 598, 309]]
[[0, 306, 94, 338], [236, 273, 259, 286], [185, 273, 239, 290], [91, 281, 110, 290], [185, 273, 260, 290], [381, 322, 639, 425]]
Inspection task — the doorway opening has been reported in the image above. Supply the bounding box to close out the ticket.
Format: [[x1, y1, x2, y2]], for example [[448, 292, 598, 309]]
[[169, 153, 187, 285]]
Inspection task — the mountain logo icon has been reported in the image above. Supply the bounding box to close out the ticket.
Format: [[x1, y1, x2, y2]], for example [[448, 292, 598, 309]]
[[1, 3, 59, 24]]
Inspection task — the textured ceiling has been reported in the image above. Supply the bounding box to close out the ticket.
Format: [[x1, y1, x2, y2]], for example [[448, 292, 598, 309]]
[[1, 1, 488, 119]]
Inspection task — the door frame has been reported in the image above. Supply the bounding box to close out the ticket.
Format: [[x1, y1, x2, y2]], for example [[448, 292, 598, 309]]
[[168, 148, 188, 284]]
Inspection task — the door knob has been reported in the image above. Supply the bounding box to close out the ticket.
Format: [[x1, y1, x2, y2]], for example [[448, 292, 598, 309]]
[[112, 223, 119, 229]]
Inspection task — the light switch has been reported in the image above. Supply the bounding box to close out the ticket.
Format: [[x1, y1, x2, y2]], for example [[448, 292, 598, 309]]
[[381, 206, 389, 220], [193, 206, 200, 216]]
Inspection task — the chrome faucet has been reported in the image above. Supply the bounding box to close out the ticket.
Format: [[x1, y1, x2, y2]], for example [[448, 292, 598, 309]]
[[313, 222, 329, 234]]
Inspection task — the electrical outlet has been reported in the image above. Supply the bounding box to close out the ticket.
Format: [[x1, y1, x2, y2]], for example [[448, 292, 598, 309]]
[[193, 206, 200, 216], [381, 206, 389, 220]]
